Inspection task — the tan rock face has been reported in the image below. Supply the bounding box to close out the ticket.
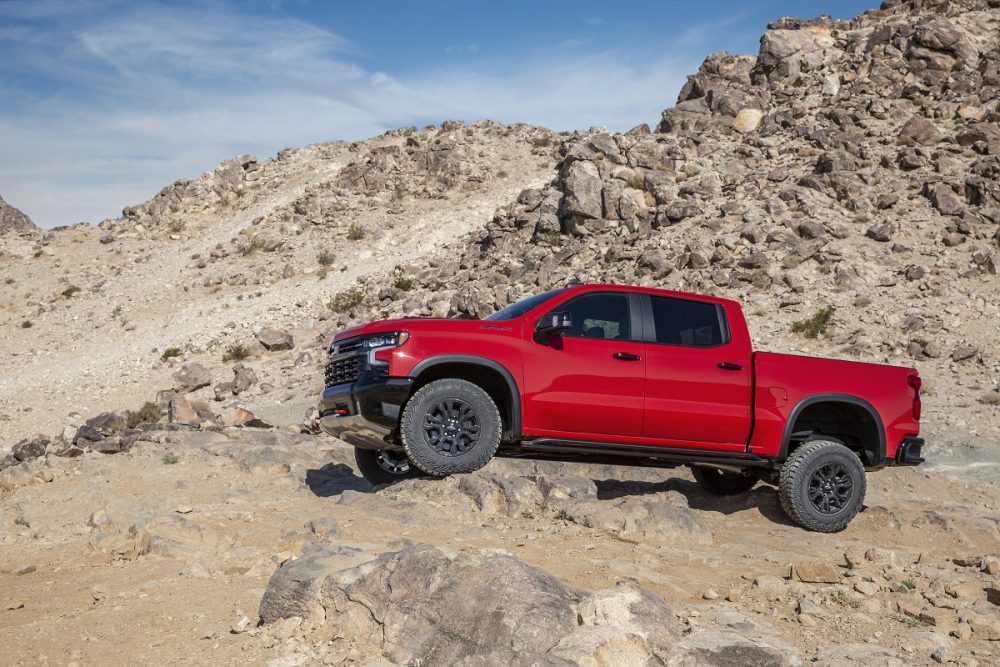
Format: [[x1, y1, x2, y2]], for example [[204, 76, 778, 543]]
[[733, 108, 765, 133], [793, 562, 841, 584], [168, 395, 200, 426]]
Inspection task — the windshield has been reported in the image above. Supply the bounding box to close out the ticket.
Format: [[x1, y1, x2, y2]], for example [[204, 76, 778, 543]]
[[485, 288, 566, 321]]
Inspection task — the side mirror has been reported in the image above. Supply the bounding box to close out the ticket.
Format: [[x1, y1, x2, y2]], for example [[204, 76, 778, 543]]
[[534, 311, 571, 344]]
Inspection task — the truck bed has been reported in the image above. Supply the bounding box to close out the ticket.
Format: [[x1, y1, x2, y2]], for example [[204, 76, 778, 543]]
[[748, 352, 920, 461]]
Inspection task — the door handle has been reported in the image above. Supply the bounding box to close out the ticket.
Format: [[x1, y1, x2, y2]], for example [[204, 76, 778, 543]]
[[614, 352, 641, 361], [717, 362, 743, 371]]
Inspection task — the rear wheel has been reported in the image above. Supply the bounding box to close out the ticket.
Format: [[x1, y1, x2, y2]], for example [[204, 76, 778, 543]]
[[354, 448, 423, 486], [400, 378, 501, 476], [778, 440, 866, 532], [690, 466, 758, 495]]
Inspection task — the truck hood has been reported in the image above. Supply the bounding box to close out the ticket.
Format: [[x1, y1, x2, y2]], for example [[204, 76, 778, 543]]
[[332, 317, 492, 343]]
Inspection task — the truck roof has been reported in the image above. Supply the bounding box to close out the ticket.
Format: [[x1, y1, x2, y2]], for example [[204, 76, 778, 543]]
[[563, 283, 742, 309]]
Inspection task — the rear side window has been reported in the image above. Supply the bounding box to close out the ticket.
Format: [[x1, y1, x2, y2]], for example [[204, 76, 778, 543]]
[[554, 292, 631, 340], [649, 296, 727, 347]]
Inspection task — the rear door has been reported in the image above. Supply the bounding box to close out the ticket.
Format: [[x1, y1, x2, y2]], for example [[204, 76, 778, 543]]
[[640, 294, 752, 450], [521, 291, 645, 438]]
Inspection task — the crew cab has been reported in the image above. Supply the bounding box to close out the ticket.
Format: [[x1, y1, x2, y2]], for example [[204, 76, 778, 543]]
[[319, 283, 923, 532]]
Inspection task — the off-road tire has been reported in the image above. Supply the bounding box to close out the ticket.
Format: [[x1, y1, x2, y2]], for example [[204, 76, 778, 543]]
[[354, 448, 424, 486], [778, 440, 866, 532], [691, 466, 758, 495], [400, 378, 502, 475]]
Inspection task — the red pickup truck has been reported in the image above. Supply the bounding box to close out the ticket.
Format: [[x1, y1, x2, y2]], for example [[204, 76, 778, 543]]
[[319, 283, 923, 532]]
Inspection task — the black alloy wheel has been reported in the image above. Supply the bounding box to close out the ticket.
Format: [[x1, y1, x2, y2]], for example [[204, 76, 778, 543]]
[[401, 378, 502, 476], [354, 447, 423, 486], [423, 398, 482, 456], [778, 439, 866, 532], [807, 462, 854, 514]]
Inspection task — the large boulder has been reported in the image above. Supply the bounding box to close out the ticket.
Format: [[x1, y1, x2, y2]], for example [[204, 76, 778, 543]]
[[664, 629, 801, 666], [752, 22, 835, 82], [172, 362, 212, 393], [561, 161, 604, 220], [898, 115, 942, 146], [12, 435, 49, 462], [260, 544, 684, 666], [909, 18, 979, 69], [231, 364, 258, 395]]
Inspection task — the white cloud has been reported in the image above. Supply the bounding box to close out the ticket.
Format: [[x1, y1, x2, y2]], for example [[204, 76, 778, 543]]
[[0, 1, 699, 228]]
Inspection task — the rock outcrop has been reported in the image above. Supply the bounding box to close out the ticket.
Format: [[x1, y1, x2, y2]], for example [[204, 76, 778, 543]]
[[261, 543, 793, 667], [0, 195, 35, 234]]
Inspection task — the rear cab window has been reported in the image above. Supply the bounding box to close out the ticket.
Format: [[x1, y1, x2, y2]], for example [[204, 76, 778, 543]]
[[649, 295, 729, 347]]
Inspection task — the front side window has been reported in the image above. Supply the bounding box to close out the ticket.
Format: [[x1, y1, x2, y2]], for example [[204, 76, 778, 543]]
[[650, 295, 727, 347], [552, 292, 631, 340]]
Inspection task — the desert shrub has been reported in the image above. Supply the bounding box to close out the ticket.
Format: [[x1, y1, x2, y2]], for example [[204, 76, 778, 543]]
[[347, 222, 366, 240], [162, 453, 179, 464], [125, 402, 163, 429], [831, 590, 861, 608], [537, 229, 562, 246], [317, 250, 335, 267], [981, 392, 1000, 406], [791, 306, 835, 338], [393, 276, 415, 291], [329, 288, 364, 313], [160, 347, 182, 361], [168, 219, 186, 234], [531, 136, 554, 148], [223, 342, 251, 362], [20, 320, 33, 329]]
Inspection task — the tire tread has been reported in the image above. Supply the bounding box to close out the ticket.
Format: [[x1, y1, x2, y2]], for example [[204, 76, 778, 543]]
[[778, 440, 866, 532], [400, 379, 502, 476]]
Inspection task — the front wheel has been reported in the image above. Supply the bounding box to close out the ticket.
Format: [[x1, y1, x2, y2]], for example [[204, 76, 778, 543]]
[[690, 466, 758, 495], [354, 448, 424, 486], [778, 440, 866, 532], [400, 378, 502, 476]]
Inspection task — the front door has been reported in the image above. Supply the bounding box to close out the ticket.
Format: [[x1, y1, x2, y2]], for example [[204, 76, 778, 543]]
[[640, 294, 752, 450], [521, 291, 645, 439]]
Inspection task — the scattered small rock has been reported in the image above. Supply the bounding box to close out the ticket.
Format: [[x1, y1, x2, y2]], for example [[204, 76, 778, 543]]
[[231, 616, 252, 634], [256, 328, 294, 352]]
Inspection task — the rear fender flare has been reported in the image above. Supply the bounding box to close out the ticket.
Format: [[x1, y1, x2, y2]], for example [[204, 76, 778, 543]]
[[778, 393, 886, 465]]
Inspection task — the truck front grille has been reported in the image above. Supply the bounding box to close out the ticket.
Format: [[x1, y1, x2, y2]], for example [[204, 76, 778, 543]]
[[325, 336, 365, 387], [325, 356, 363, 387]]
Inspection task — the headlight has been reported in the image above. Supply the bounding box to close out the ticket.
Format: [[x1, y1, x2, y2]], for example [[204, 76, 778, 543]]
[[363, 331, 409, 350]]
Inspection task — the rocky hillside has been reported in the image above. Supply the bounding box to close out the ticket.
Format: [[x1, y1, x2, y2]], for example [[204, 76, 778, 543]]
[[0, 121, 559, 447], [1, 1, 999, 666], [0, 195, 35, 235]]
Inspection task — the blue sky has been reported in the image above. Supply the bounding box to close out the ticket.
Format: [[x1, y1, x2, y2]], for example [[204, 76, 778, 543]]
[[0, 0, 877, 228]]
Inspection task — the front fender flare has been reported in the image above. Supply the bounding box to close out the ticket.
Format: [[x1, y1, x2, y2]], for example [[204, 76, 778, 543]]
[[408, 355, 522, 439]]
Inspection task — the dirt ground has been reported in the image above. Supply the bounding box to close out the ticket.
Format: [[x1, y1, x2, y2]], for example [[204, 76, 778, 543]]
[[1, 424, 997, 666]]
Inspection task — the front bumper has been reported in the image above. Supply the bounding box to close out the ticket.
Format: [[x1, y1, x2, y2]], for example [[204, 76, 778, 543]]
[[318, 371, 413, 450], [895, 436, 925, 466]]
